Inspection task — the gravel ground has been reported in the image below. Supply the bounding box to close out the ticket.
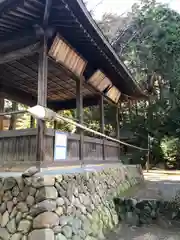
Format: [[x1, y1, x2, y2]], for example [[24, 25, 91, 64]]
[[106, 224, 180, 240]]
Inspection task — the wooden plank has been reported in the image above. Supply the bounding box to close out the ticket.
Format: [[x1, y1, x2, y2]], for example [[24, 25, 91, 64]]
[[0, 128, 54, 138], [106, 86, 121, 103], [83, 135, 102, 144], [104, 140, 119, 147], [97, 77, 111, 92], [83, 141, 103, 161], [66, 137, 79, 161], [0, 129, 37, 138], [49, 34, 87, 76], [36, 35, 48, 166], [88, 70, 112, 92]]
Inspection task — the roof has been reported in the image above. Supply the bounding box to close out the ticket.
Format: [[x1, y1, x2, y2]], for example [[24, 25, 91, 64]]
[[0, 0, 146, 109]]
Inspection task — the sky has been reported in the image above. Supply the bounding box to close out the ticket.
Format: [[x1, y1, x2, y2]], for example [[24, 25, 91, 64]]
[[86, 0, 180, 20]]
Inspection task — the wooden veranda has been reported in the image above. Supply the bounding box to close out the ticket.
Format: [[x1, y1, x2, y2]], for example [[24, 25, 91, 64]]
[[0, 0, 145, 170]]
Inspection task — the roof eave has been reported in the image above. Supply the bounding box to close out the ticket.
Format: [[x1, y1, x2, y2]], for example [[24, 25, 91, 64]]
[[68, 0, 144, 98]]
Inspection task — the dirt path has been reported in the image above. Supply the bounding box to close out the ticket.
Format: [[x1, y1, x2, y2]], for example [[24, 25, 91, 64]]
[[123, 171, 180, 201], [105, 171, 180, 240]]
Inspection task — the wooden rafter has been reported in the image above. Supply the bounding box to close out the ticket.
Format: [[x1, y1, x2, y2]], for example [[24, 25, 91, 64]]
[[0, 29, 38, 52], [0, 42, 40, 65], [43, 0, 52, 26]]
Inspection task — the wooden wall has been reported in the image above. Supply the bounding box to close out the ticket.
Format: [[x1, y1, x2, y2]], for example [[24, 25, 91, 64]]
[[0, 129, 120, 170]]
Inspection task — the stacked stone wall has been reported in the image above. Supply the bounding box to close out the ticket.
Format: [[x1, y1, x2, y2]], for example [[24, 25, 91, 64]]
[[0, 164, 143, 240]]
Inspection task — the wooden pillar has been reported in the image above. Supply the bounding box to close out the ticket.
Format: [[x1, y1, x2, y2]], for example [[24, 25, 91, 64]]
[[135, 100, 138, 116], [100, 95, 105, 160], [36, 35, 48, 165], [120, 102, 124, 123], [116, 105, 120, 160], [9, 101, 18, 130], [0, 97, 4, 130], [146, 134, 150, 172], [54, 120, 58, 130], [128, 100, 132, 122], [76, 79, 84, 164], [116, 105, 120, 139], [30, 116, 35, 128]]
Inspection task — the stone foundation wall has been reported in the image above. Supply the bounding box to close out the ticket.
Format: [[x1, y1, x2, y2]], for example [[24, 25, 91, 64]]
[[115, 197, 180, 226], [0, 164, 143, 240]]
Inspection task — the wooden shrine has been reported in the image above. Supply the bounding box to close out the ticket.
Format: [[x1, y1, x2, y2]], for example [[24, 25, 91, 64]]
[[0, 0, 145, 170]]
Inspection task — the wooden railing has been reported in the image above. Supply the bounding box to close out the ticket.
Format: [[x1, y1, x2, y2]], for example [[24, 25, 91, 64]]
[[0, 128, 120, 169]]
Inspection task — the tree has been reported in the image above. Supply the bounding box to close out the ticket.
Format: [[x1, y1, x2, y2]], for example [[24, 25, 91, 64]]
[[97, 0, 180, 168]]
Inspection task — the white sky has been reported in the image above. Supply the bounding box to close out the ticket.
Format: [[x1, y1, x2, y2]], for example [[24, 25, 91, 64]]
[[86, 0, 180, 20]]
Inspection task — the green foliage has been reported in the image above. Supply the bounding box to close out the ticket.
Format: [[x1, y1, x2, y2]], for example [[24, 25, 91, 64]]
[[56, 110, 76, 132], [161, 137, 179, 161], [97, 0, 180, 167]]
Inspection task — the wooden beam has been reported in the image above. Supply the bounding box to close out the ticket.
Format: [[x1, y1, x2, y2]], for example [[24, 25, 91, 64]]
[[43, 0, 52, 26], [0, 0, 23, 16], [0, 84, 36, 107], [0, 42, 40, 65], [0, 26, 54, 53], [0, 83, 100, 110], [36, 35, 48, 166], [0, 96, 4, 130], [49, 96, 99, 110], [76, 78, 84, 164], [100, 95, 105, 160], [0, 29, 39, 52]]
